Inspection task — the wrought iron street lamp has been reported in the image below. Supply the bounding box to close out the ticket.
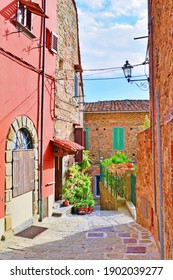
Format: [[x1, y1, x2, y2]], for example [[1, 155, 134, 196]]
[[122, 60, 149, 91], [122, 60, 133, 82]]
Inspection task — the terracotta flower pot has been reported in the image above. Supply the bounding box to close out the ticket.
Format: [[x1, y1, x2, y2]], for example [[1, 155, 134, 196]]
[[126, 162, 133, 169], [88, 206, 93, 212], [63, 200, 69, 206]]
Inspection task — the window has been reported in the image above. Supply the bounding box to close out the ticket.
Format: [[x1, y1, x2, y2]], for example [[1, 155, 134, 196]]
[[95, 175, 100, 197], [112, 127, 124, 150], [12, 128, 34, 197], [84, 127, 90, 150], [50, 32, 58, 54], [17, 0, 32, 31], [12, 129, 32, 150]]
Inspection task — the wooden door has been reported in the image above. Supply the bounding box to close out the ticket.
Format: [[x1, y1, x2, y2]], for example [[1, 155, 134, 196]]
[[55, 157, 63, 201]]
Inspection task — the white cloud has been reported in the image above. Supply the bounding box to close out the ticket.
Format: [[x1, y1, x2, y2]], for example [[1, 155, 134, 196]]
[[76, 0, 105, 9], [76, 0, 148, 77]]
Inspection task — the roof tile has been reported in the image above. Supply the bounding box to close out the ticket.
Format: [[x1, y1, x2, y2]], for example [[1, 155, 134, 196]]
[[84, 100, 149, 113]]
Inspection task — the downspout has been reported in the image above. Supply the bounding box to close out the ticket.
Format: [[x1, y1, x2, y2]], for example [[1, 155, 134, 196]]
[[39, 0, 46, 222], [156, 91, 164, 260], [148, 0, 157, 215]]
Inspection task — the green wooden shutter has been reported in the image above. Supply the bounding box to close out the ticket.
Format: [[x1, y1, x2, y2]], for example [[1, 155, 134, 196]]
[[112, 127, 124, 150], [84, 127, 90, 150]]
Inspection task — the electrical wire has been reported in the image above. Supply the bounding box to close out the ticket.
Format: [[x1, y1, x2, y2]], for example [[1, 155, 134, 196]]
[[83, 75, 148, 81]]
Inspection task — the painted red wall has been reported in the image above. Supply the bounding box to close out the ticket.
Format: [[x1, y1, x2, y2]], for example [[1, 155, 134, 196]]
[[0, 0, 57, 218]]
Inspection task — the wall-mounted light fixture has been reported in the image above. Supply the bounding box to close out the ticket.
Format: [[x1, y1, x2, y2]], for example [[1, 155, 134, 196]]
[[122, 60, 149, 91]]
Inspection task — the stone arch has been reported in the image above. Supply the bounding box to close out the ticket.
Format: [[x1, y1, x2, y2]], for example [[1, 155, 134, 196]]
[[5, 116, 39, 235]]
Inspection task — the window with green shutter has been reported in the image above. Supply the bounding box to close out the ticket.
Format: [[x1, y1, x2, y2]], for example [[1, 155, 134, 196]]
[[112, 127, 124, 150], [84, 127, 90, 150]]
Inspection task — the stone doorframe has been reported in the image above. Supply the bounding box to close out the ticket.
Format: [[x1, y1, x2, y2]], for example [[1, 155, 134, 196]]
[[5, 116, 39, 235]]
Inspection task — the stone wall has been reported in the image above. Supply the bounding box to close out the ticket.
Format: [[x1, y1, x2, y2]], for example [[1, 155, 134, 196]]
[[84, 112, 148, 163], [55, 0, 83, 142], [100, 182, 118, 210]]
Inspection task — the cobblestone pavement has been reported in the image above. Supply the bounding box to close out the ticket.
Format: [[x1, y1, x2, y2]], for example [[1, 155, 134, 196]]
[[0, 207, 160, 260]]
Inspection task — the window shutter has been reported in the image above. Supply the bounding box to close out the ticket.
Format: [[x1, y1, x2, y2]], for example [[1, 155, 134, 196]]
[[13, 150, 35, 197], [13, 151, 24, 197], [24, 150, 35, 193], [74, 128, 84, 162], [112, 127, 124, 150], [50, 32, 58, 54], [84, 127, 90, 150]]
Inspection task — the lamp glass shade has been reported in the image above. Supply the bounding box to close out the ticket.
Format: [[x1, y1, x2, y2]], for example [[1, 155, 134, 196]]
[[122, 60, 133, 79]]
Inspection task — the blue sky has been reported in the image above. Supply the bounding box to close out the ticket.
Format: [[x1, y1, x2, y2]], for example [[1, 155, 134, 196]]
[[75, 0, 149, 102]]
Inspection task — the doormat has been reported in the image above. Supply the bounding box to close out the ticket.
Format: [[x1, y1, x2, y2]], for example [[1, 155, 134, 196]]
[[15, 225, 48, 239]]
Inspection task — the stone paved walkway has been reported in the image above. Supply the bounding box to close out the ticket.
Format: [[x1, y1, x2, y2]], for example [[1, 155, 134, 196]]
[[0, 207, 160, 260]]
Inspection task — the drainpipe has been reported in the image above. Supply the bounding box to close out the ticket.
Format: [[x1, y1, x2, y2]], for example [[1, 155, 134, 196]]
[[39, 0, 46, 222], [148, 1, 157, 215], [156, 91, 164, 260]]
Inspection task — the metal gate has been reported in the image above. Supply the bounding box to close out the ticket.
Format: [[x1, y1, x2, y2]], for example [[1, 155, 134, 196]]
[[131, 174, 136, 207]]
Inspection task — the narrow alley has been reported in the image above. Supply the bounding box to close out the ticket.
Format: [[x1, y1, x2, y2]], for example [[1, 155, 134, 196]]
[[0, 208, 160, 260]]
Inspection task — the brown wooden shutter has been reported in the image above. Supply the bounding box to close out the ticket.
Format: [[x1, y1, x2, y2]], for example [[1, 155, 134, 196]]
[[74, 128, 85, 162], [13, 151, 24, 197], [24, 150, 35, 193], [13, 150, 35, 197]]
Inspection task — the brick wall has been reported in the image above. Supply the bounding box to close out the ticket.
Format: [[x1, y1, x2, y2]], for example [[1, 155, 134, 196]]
[[136, 129, 155, 232], [84, 112, 148, 163]]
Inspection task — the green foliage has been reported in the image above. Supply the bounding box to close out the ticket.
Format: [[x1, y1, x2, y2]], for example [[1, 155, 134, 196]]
[[78, 150, 91, 172], [100, 152, 132, 198], [138, 115, 150, 131], [62, 159, 95, 208], [101, 152, 131, 167]]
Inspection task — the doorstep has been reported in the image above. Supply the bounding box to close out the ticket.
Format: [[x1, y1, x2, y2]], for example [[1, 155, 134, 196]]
[[52, 205, 73, 217]]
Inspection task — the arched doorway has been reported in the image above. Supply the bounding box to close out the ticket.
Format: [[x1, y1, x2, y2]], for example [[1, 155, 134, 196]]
[[5, 116, 38, 235]]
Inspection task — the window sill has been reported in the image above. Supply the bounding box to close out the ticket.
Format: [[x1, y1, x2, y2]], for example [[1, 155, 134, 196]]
[[14, 20, 36, 39]]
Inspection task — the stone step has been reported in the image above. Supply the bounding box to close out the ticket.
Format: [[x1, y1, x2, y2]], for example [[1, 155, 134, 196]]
[[52, 205, 73, 217]]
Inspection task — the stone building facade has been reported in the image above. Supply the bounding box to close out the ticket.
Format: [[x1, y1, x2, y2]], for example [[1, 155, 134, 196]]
[[0, 0, 84, 238], [84, 100, 149, 198], [51, 0, 85, 202], [136, 0, 173, 259], [55, 0, 84, 140]]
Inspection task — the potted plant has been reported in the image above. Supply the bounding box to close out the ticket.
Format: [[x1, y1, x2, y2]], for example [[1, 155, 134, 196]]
[[62, 193, 71, 206], [82, 200, 89, 213], [126, 162, 134, 169], [87, 199, 95, 212], [76, 201, 86, 215]]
